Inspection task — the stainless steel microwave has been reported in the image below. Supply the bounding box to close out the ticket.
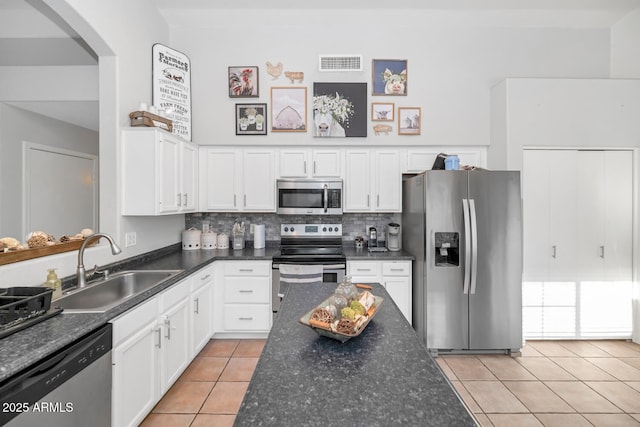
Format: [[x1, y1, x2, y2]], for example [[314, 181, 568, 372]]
[[276, 179, 343, 215]]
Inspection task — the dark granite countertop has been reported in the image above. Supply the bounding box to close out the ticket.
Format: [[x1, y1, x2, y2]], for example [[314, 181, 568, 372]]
[[1, 244, 414, 383], [343, 246, 415, 260], [234, 282, 476, 427], [0, 244, 279, 383]]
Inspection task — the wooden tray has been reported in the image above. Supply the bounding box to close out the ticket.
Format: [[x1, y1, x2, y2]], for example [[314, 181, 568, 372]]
[[129, 110, 173, 132], [299, 294, 384, 343], [0, 240, 89, 266]]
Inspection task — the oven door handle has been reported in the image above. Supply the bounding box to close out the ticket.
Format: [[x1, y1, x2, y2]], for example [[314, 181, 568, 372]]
[[273, 263, 346, 271]]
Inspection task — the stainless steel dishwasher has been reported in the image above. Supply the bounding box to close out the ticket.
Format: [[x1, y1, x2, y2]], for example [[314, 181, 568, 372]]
[[0, 323, 112, 427]]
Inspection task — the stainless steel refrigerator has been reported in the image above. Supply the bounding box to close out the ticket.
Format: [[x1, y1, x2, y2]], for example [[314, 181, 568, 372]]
[[402, 170, 522, 355]]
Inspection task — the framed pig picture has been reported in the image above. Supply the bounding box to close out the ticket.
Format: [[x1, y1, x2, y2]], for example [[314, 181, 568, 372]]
[[372, 59, 407, 96]]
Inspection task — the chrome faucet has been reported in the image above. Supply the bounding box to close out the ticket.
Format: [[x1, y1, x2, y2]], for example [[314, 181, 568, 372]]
[[76, 233, 122, 288]]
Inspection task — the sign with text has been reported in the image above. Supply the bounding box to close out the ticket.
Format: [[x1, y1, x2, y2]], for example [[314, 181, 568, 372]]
[[152, 43, 192, 141]]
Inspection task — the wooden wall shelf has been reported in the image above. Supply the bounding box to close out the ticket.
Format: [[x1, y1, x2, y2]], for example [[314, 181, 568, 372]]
[[0, 240, 85, 266]]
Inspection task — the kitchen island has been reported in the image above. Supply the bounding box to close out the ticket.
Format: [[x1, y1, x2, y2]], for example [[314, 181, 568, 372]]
[[235, 283, 477, 427]]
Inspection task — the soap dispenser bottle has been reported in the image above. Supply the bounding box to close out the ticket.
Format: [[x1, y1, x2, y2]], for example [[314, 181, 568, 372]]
[[44, 268, 63, 300]]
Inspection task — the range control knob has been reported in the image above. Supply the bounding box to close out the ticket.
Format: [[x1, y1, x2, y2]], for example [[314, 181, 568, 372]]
[[290, 227, 295, 232], [322, 227, 327, 232], [284, 227, 289, 232]]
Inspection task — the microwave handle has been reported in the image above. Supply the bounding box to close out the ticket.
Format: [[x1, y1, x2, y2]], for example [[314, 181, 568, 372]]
[[323, 184, 328, 213]]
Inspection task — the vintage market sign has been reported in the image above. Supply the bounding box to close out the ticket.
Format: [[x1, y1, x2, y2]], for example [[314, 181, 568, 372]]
[[152, 43, 192, 141]]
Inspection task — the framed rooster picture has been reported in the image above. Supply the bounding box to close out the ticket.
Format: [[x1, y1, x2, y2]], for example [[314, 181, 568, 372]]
[[228, 66, 259, 98], [372, 59, 407, 96]]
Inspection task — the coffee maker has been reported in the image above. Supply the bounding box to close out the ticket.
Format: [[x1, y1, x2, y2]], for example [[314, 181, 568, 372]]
[[368, 227, 378, 248], [386, 223, 401, 251]]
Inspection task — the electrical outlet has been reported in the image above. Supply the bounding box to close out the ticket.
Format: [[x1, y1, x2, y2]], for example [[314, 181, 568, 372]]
[[125, 232, 137, 247]]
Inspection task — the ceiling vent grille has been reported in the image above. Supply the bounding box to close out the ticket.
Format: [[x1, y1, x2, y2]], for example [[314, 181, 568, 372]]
[[318, 54, 363, 72]]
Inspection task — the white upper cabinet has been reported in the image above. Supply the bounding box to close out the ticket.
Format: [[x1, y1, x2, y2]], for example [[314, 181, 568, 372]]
[[278, 149, 342, 178], [243, 149, 276, 210], [199, 148, 241, 211], [344, 149, 401, 212], [122, 128, 198, 215], [199, 147, 275, 212], [344, 150, 370, 211], [180, 142, 198, 211]]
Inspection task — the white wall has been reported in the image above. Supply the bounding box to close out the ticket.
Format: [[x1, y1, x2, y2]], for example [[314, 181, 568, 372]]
[[0, 4, 633, 286], [168, 9, 611, 148], [0, 104, 99, 239], [489, 78, 640, 170], [611, 9, 640, 78], [0, 0, 180, 286]]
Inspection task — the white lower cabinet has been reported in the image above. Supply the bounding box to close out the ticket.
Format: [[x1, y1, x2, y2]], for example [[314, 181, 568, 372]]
[[111, 298, 159, 427], [190, 265, 214, 357], [214, 260, 271, 337], [158, 281, 191, 394], [347, 260, 412, 324], [111, 273, 211, 427]]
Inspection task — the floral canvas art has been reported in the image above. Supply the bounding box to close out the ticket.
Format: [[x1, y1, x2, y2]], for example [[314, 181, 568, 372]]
[[312, 82, 367, 138]]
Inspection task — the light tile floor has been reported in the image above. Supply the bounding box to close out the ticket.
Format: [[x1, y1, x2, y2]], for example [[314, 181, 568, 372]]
[[140, 339, 640, 427], [439, 340, 640, 427], [140, 339, 265, 427]]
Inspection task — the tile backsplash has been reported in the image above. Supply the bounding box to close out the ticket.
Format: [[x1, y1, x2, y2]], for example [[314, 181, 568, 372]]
[[186, 212, 401, 244]]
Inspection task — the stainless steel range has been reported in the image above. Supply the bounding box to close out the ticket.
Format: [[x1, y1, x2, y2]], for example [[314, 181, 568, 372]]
[[272, 223, 345, 313]]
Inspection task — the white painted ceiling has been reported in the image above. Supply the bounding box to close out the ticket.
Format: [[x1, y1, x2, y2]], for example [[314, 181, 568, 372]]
[[2, 0, 639, 132]]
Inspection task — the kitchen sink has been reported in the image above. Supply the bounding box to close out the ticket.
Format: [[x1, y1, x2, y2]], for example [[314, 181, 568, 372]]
[[54, 270, 183, 313]]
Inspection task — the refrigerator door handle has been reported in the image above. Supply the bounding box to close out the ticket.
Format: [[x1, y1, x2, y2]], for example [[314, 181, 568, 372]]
[[469, 199, 478, 295], [462, 198, 471, 294]]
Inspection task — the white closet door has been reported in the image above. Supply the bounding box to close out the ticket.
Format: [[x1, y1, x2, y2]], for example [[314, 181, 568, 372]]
[[580, 150, 633, 338], [603, 151, 633, 281], [548, 150, 579, 281], [576, 151, 606, 281], [523, 150, 551, 281], [522, 149, 633, 339]]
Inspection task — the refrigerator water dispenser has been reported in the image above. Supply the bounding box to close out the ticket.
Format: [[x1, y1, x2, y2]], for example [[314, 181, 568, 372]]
[[434, 232, 459, 266]]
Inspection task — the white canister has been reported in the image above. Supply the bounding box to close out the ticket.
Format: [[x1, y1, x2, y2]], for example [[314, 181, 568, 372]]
[[201, 231, 218, 250], [217, 232, 229, 249], [182, 227, 201, 250]]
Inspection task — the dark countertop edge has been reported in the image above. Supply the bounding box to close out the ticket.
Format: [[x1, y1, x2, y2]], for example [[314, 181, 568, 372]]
[[342, 246, 415, 260], [0, 243, 414, 382], [0, 244, 278, 383]]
